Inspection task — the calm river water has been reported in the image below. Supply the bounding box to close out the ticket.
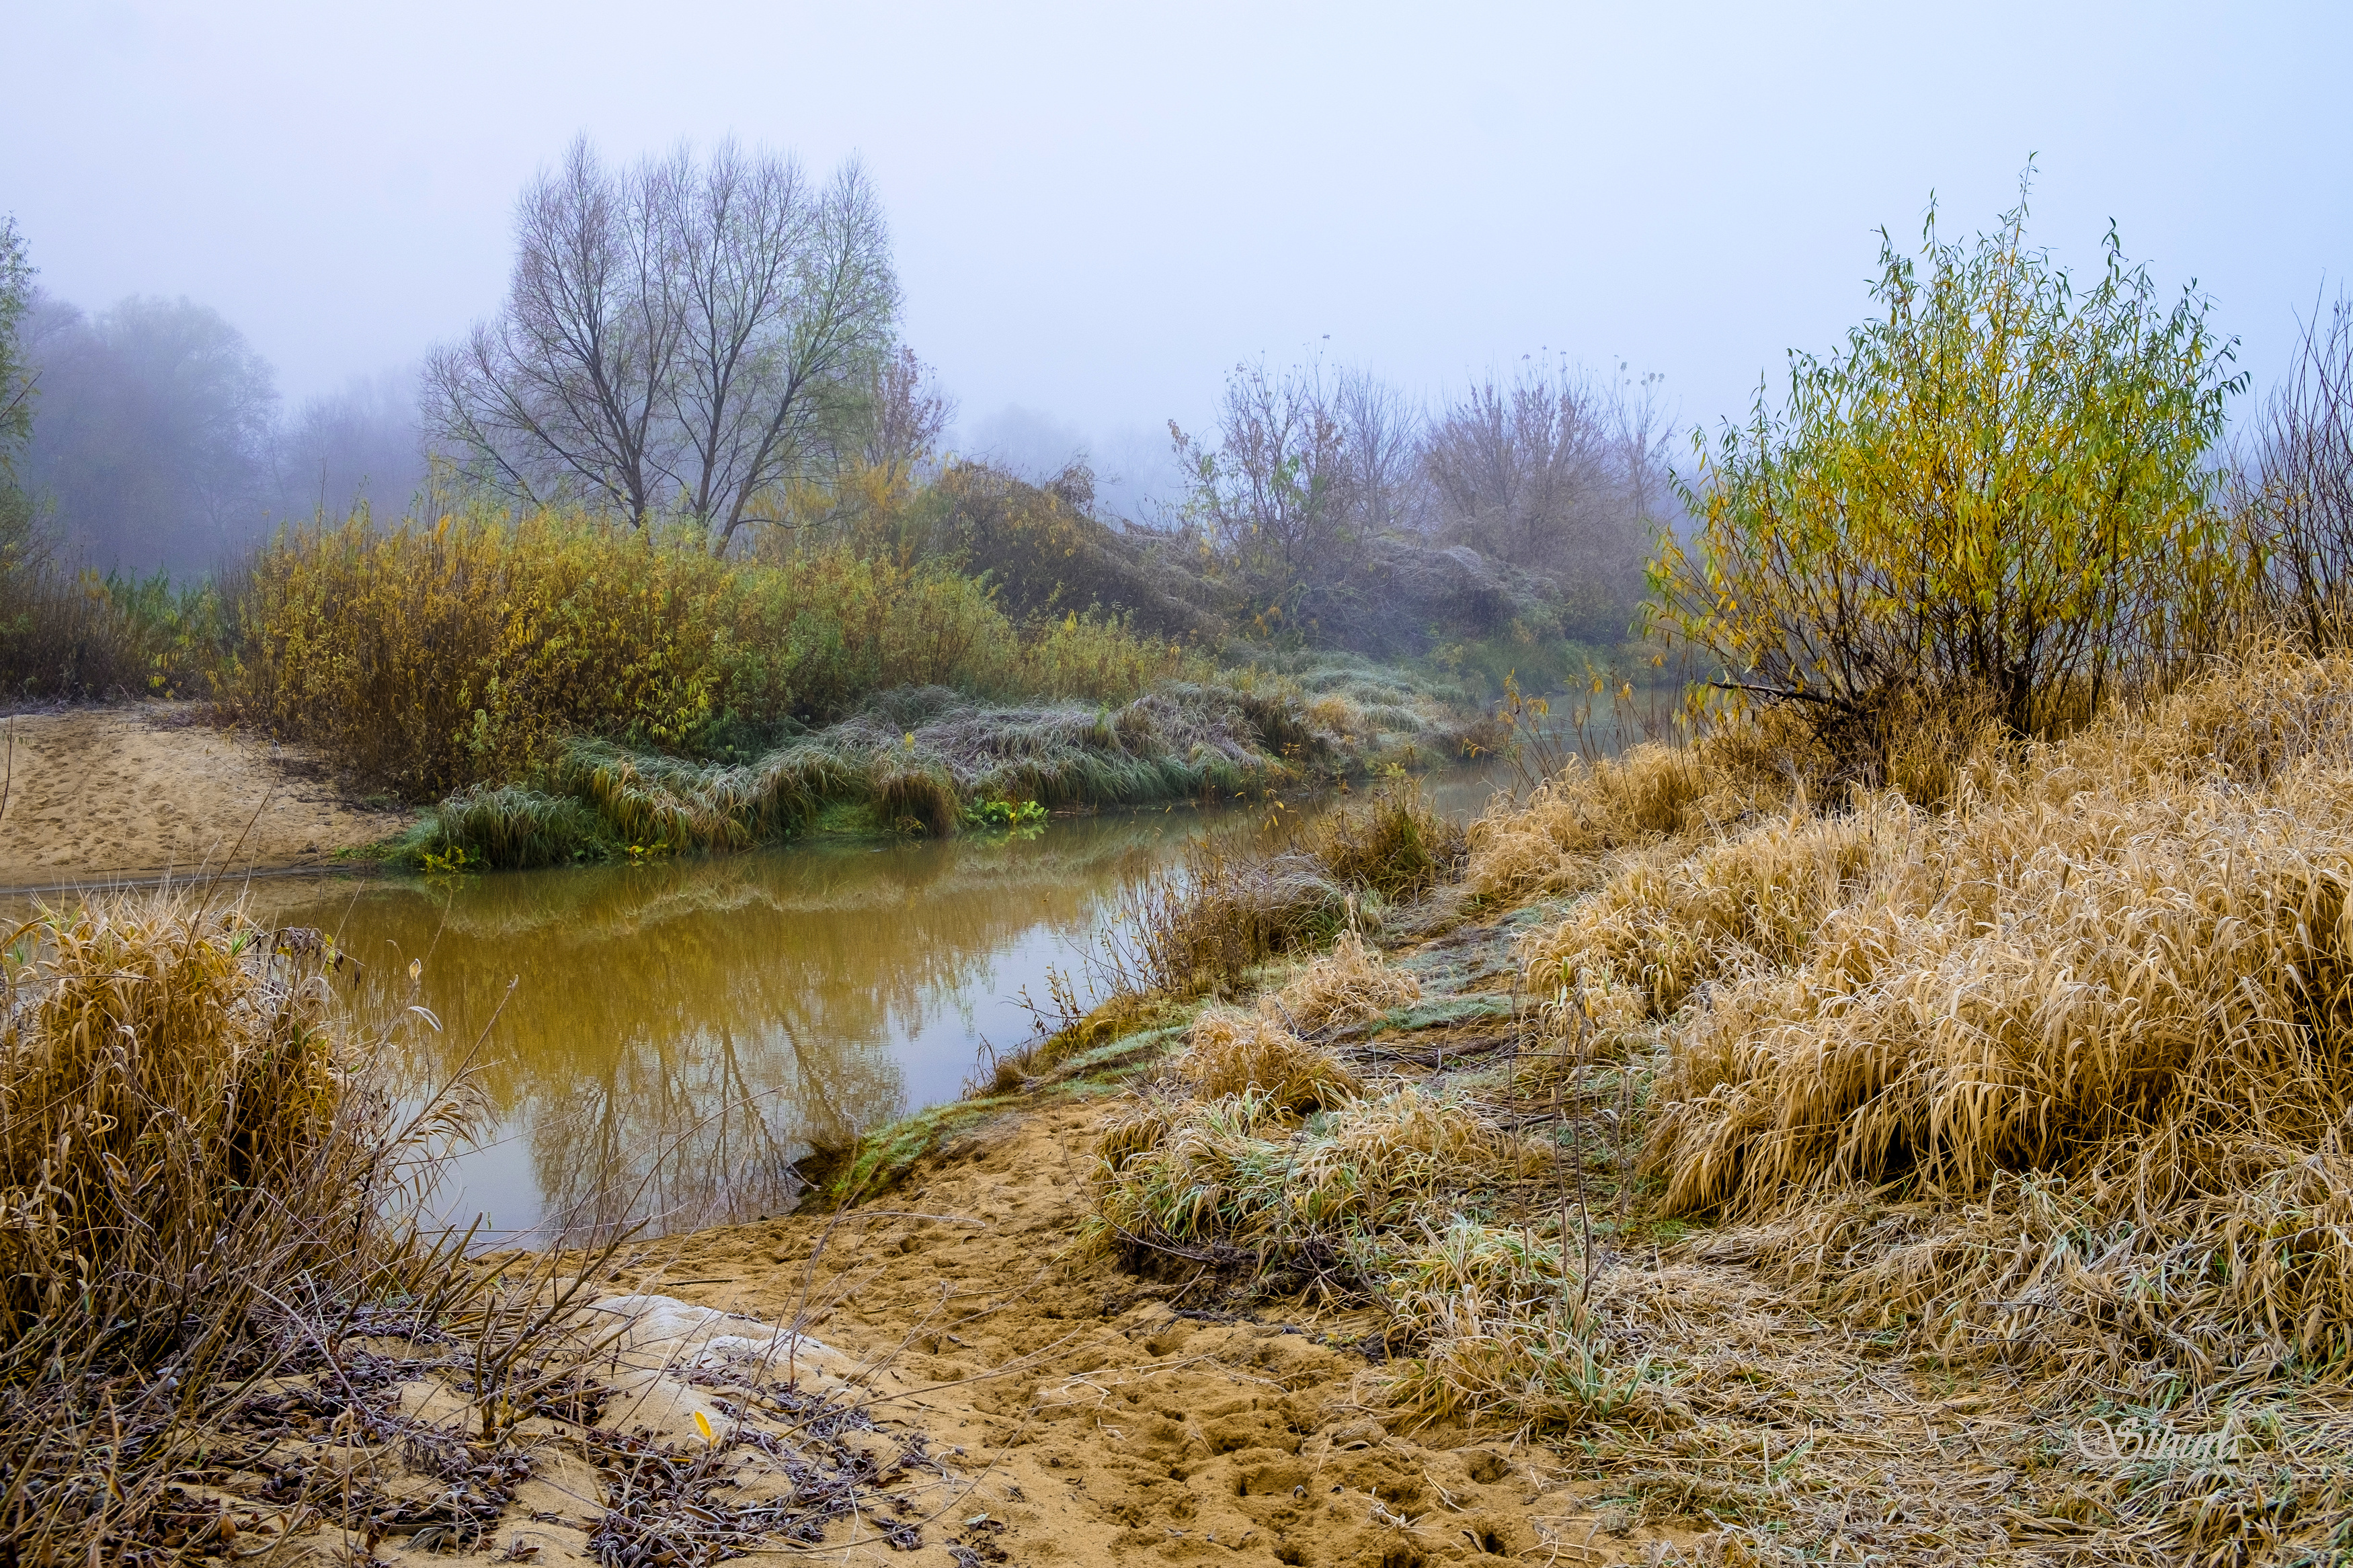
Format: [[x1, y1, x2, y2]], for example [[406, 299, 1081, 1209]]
[[17, 770, 1513, 1243]]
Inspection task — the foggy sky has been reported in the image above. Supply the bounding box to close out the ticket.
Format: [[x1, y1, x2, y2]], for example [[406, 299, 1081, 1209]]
[[5, 0, 2348, 497]]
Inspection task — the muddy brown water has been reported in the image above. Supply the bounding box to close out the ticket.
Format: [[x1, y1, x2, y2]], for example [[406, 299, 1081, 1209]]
[[8, 769, 1517, 1245]]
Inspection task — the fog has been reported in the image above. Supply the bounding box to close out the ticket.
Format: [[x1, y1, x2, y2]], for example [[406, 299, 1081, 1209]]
[[18, 292, 424, 575], [3, 1, 2348, 571]]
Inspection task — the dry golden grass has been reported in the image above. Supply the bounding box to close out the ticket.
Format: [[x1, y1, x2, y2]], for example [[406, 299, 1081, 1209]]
[[0, 892, 637, 1563], [1376, 1219, 1669, 1432], [1121, 845, 1353, 999], [1074, 644, 2353, 1555], [1090, 1084, 1538, 1266], [1174, 1007, 1361, 1111], [1521, 790, 1922, 1017], [1266, 928, 1421, 1032], [1, 899, 367, 1370], [1494, 643, 2353, 1377], [1464, 737, 1736, 906], [1, 895, 437, 1554], [1304, 778, 1466, 902]]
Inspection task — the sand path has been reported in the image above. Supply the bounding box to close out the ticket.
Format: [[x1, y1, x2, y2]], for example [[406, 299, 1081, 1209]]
[[575, 1102, 1681, 1568], [0, 704, 410, 888]]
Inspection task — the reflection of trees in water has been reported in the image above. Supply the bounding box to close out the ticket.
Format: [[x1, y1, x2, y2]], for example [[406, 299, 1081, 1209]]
[[528, 1023, 900, 1241], [243, 809, 1266, 1236]]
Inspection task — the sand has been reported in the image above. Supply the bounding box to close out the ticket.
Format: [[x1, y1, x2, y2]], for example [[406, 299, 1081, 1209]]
[[0, 704, 409, 888], [558, 1102, 1690, 1567]]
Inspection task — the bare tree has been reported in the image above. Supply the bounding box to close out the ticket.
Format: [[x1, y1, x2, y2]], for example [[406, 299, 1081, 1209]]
[[2253, 295, 2353, 643], [271, 368, 428, 521], [427, 136, 898, 550], [1421, 359, 1669, 625], [1330, 367, 1423, 538], [1170, 358, 1358, 604], [857, 345, 954, 478], [665, 151, 900, 548], [426, 138, 681, 524]]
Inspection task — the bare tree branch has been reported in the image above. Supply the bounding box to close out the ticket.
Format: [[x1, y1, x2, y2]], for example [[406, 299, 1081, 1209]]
[[424, 138, 898, 550]]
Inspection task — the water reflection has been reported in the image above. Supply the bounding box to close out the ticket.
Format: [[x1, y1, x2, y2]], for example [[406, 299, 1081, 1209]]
[[12, 774, 1514, 1244], [237, 808, 1306, 1241]]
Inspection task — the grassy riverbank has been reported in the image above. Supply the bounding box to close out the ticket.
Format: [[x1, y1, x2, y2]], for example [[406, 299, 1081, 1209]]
[[385, 669, 1488, 871], [17, 644, 2353, 1566], [7, 494, 1532, 870], [778, 640, 2353, 1563]]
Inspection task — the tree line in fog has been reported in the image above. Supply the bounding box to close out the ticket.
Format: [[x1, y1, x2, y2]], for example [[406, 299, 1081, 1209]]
[[1, 133, 1675, 636]]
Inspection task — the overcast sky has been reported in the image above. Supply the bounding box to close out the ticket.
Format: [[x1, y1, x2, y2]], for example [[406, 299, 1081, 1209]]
[[5, 0, 2348, 494]]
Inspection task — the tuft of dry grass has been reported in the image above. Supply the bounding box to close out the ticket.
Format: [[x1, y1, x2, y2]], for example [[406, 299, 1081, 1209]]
[[1375, 1219, 1669, 1432], [868, 757, 961, 836], [1463, 739, 1724, 906], [1121, 845, 1352, 998], [1267, 928, 1421, 1032], [0, 894, 447, 1555], [1120, 782, 1473, 1000], [1521, 790, 1922, 1017], [1304, 778, 1466, 902], [0, 891, 645, 1565], [1175, 1007, 1361, 1111], [1, 898, 385, 1376], [1090, 1085, 1534, 1271]]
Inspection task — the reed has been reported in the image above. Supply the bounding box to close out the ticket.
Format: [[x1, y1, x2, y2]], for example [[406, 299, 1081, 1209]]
[[0, 565, 227, 702]]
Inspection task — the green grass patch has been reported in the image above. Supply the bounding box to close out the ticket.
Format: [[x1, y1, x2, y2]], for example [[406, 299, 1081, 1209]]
[[1356, 993, 1516, 1038]]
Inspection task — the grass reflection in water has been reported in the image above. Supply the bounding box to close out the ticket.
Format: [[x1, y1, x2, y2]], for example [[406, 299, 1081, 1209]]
[[238, 808, 1271, 1243]]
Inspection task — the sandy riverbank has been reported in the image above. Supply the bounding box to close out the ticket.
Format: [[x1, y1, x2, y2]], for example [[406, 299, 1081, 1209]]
[[0, 704, 409, 889], [481, 1100, 1691, 1568]]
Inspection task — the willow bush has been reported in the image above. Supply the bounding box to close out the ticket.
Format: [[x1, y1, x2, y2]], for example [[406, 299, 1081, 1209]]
[[1647, 179, 2249, 778]]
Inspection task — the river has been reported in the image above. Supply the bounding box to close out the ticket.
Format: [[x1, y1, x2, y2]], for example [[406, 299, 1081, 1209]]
[[115, 770, 1511, 1245]]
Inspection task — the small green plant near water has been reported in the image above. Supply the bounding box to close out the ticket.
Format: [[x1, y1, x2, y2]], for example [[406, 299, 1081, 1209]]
[[419, 841, 479, 875], [962, 796, 1047, 831]]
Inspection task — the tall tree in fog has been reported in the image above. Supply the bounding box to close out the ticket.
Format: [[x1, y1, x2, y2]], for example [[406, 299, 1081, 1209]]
[[22, 294, 278, 575], [273, 369, 428, 520], [428, 139, 680, 526], [858, 345, 954, 479], [428, 136, 899, 551], [0, 217, 37, 579], [1330, 368, 1424, 539]]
